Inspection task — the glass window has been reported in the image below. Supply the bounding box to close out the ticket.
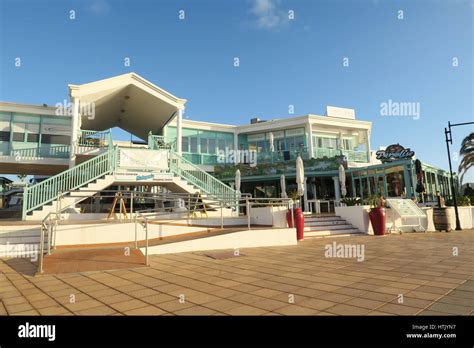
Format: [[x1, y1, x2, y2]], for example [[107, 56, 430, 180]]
[[12, 123, 26, 142], [208, 139, 216, 154], [27, 133, 40, 142], [294, 135, 305, 149], [182, 137, 189, 152], [218, 139, 226, 152], [190, 137, 198, 153], [256, 140, 266, 153], [0, 131, 9, 141], [41, 134, 70, 145], [200, 138, 208, 153], [12, 133, 25, 142]]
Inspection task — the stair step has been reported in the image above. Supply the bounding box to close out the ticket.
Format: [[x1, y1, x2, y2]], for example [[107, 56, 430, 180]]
[[304, 232, 365, 239], [304, 216, 343, 222], [304, 220, 349, 227], [304, 224, 354, 232], [304, 228, 361, 237]]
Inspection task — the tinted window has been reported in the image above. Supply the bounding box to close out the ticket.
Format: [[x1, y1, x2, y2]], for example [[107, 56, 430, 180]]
[[12, 132, 24, 142], [27, 133, 40, 143], [0, 131, 10, 141], [41, 134, 70, 145]]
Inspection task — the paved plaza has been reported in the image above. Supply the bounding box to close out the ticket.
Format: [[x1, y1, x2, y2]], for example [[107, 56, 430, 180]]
[[0, 231, 473, 316]]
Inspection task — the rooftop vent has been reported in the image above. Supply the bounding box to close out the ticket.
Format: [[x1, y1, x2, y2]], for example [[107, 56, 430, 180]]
[[250, 117, 267, 124]]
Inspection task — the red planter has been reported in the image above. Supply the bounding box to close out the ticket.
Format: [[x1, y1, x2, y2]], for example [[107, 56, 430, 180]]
[[286, 209, 294, 228], [369, 207, 386, 236], [293, 208, 305, 241]]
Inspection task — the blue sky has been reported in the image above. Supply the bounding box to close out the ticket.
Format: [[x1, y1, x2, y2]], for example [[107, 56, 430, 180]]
[[0, 0, 473, 181]]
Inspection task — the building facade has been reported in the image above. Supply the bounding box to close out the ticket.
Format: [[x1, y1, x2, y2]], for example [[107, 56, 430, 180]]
[[0, 73, 455, 219]]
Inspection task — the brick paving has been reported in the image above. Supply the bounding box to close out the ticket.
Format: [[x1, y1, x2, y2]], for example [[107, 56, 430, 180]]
[[0, 230, 473, 316]]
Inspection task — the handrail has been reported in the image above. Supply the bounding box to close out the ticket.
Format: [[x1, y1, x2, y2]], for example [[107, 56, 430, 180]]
[[22, 147, 117, 219], [148, 132, 176, 150], [169, 151, 237, 207], [79, 129, 111, 148]]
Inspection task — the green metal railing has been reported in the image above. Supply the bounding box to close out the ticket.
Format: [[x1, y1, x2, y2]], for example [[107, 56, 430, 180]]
[[79, 129, 112, 148], [313, 148, 368, 162], [22, 146, 117, 219], [148, 132, 176, 150], [10, 144, 70, 159], [169, 151, 237, 207]]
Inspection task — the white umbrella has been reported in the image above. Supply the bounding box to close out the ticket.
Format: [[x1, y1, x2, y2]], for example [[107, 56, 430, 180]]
[[280, 175, 288, 198], [296, 155, 305, 197], [268, 132, 274, 152], [235, 169, 241, 193], [339, 164, 347, 197]]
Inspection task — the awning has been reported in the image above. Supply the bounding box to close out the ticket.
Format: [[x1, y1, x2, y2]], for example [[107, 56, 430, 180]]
[[69, 73, 186, 140]]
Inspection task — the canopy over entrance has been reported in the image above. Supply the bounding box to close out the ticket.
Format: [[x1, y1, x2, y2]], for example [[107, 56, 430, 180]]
[[69, 73, 186, 140]]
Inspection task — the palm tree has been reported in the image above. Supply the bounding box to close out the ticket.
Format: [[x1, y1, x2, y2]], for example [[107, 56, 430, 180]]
[[458, 132, 474, 184]]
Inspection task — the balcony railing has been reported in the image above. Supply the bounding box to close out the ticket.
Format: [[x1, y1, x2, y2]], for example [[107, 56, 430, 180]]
[[148, 133, 176, 150], [79, 130, 111, 148], [313, 148, 368, 162]]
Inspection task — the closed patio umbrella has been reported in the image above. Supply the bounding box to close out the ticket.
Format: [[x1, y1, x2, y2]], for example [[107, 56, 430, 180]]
[[268, 132, 274, 152], [235, 169, 241, 193], [339, 164, 347, 197], [280, 174, 288, 198], [296, 155, 305, 197]]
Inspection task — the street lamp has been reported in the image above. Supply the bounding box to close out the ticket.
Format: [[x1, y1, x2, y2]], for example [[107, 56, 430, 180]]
[[444, 121, 474, 231]]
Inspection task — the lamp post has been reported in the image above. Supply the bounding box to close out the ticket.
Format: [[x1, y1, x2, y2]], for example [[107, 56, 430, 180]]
[[444, 121, 474, 231]]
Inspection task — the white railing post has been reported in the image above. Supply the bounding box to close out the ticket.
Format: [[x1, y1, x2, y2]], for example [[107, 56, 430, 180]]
[[38, 222, 45, 273], [134, 213, 138, 249], [220, 201, 224, 229], [145, 219, 149, 266], [247, 198, 251, 230]]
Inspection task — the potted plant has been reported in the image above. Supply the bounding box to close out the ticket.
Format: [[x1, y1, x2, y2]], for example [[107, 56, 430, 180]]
[[287, 190, 300, 207], [340, 197, 362, 206], [367, 195, 386, 236]]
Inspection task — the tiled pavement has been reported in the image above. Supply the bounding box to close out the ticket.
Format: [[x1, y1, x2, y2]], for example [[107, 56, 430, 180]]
[[0, 230, 473, 316]]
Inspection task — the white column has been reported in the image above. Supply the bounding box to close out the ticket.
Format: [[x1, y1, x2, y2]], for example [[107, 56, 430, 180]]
[[333, 176, 341, 201], [306, 122, 314, 159], [176, 107, 183, 155], [303, 177, 309, 212], [366, 129, 371, 163], [233, 131, 239, 164], [69, 97, 79, 168]]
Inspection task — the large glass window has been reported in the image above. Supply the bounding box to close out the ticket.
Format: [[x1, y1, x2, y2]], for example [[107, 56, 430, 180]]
[[41, 134, 70, 145], [218, 139, 226, 152], [208, 139, 216, 154], [315, 136, 337, 149], [12, 123, 26, 142], [200, 138, 208, 153], [26, 124, 40, 143], [190, 137, 198, 153], [182, 137, 189, 152], [0, 131, 9, 141]]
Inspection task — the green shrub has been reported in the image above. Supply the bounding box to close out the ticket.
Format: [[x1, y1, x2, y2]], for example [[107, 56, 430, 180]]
[[340, 197, 362, 206], [446, 196, 471, 206]]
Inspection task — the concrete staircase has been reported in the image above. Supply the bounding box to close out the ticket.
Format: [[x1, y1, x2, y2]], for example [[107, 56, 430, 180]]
[[304, 215, 362, 238], [26, 175, 115, 220]]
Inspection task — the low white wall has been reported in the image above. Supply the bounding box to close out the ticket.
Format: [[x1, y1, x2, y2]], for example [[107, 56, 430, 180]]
[[335, 205, 373, 235], [249, 206, 288, 227], [422, 206, 473, 230], [142, 227, 297, 255], [335, 205, 474, 233], [53, 222, 212, 246]]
